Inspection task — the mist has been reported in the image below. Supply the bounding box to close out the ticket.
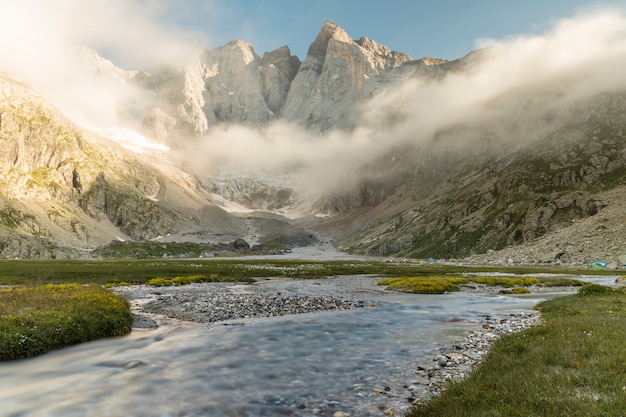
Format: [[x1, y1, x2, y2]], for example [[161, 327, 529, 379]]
[[0, 0, 208, 128], [185, 9, 626, 202], [2, 3, 626, 207]]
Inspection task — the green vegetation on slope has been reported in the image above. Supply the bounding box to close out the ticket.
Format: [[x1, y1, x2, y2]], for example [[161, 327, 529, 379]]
[[0, 284, 132, 360], [407, 284, 626, 417]]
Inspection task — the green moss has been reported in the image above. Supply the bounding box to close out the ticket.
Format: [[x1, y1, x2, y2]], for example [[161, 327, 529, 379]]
[[378, 275, 586, 294]]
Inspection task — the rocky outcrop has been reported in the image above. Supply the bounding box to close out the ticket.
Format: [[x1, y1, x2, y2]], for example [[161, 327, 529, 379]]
[[143, 42, 300, 143], [280, 21, 413, 132], [260, 46, 301, 116], [204, 176, 295, 212], [75, 46, 138, 82]]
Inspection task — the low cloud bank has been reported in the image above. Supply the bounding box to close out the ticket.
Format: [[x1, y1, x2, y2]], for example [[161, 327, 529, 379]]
[[189, 9, 626, 200]]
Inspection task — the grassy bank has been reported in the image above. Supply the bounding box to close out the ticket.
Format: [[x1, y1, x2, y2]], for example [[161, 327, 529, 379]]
[[0, 284, 132, 360], [407, 284, 626, 417], [0, 259, 619, 363], [0, 258, 617, 286]]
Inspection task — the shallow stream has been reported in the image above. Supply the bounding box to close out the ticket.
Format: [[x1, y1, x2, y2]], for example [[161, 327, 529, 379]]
[[0, 289, 549, 417]]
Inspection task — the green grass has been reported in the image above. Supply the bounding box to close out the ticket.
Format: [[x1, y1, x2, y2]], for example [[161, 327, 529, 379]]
[[378, 276, 467, 293], [378, 275, 586, 294], [0, 259, 614, 286], [147, 274, 221, 286], [406, 284, 626, 417], [0, 284, 132, 360], [469, 276, 541, 287]]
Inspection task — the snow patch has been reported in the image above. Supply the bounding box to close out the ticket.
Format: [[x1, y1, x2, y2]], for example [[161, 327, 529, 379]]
[[98, 127, 170, 155], [210, 193, 256, 214]]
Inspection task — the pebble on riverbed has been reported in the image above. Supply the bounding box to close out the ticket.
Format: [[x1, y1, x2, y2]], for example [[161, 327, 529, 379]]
[[141, 290, 365, 323], [408, 312, 541, 405]]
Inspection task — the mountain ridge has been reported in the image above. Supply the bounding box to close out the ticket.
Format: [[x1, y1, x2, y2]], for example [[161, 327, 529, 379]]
[[2, 19, 626, 264]]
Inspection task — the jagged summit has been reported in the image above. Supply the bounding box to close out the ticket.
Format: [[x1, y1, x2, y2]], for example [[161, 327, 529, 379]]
[[75, 45, 137, 81], [306, 20, 353, 57], [138, 19, 453, 140], [224, 39, 258, 64]]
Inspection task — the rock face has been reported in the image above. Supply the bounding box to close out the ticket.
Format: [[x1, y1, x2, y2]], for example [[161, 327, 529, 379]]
[[0, 74, 313, 258], [141, 21, 457, 140], [204, 177, 296, 212], [143, 41, 301, 142], [281, 21, 418, 132]]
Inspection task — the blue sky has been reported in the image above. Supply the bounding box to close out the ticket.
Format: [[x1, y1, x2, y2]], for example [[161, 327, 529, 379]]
[[169, 0, 626, 60]]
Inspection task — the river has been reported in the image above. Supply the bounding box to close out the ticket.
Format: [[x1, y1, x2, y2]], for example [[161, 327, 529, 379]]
[[0, 284, 549, 417]]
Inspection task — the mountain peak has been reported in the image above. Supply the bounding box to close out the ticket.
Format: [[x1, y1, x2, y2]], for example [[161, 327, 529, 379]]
[[226, 39, 255, 51], [307, 20, 353, 58]]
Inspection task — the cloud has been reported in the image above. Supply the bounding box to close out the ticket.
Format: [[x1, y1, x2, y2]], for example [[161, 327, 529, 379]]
[[185, 8, 626, 205], [358, 8, 626, 147], [0, 0, 213, 128]]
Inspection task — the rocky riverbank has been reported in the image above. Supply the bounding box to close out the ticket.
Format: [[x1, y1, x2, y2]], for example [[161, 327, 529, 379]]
[[111, 277, 545, 415], [408, 311, 541, 406]]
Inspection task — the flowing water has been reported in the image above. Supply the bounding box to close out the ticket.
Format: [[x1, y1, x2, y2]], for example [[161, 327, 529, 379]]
[[0, 289, 551, 417]]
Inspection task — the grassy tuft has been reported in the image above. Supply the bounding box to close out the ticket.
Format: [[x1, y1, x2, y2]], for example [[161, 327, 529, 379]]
[[0, 284, 132, 360], [406, 286, 626, 417], [378, 275, 585, 294], [147, 274, 220, 286], [539, 276, 585, 287], [470, 276, 541, 287], [378, 277, 467, 294]]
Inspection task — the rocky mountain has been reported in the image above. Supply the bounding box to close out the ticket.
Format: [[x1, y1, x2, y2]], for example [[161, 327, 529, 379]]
[[311, 88, 626, 265], [140, 21, 464, 142], [0, 74, 314, 258], [142, 40, 301, 142], [3, 19, 626, 264]]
